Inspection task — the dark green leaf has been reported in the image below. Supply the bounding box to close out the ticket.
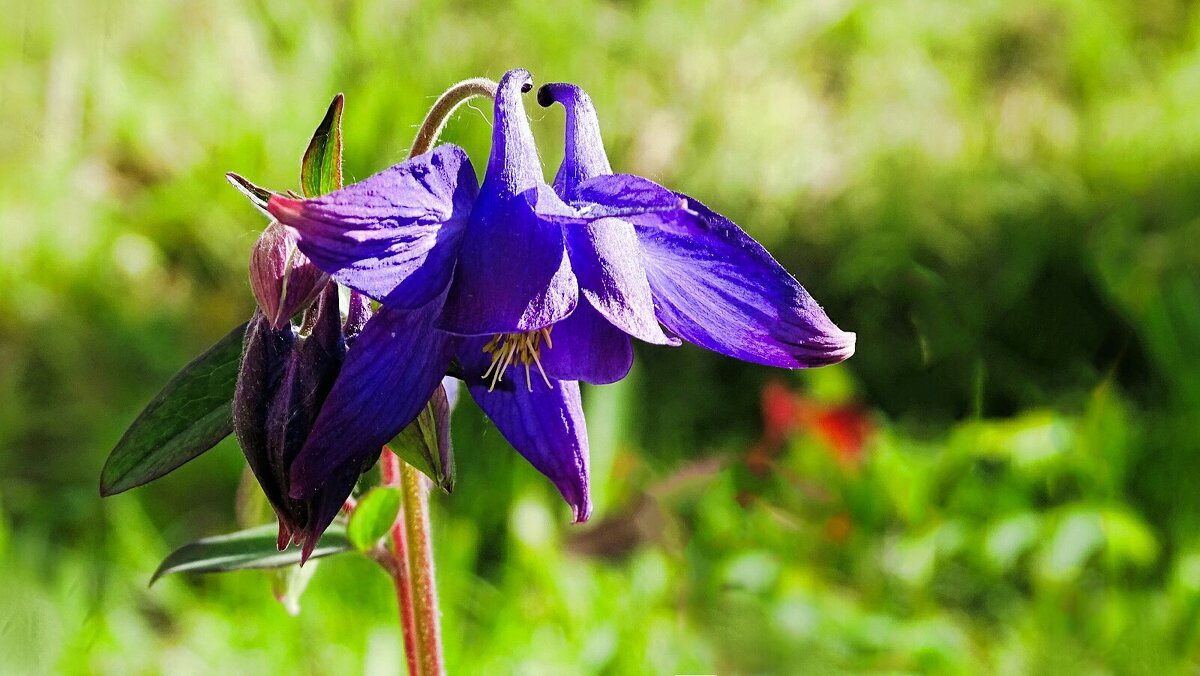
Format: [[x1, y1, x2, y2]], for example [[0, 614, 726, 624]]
[[389, 384, 455, 492], [346, 487, 401, 551], [300, 93, 344, 198], [150, 524, 351, 585], [100, 323, 247, 496]]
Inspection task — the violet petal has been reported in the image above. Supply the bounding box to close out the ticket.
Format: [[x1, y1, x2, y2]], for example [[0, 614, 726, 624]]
[[267, 144, 478, 310], [636, 194, 856, 367], [538, 83, 613, 200], [563, 214, 677, 346], [538, 302, 634, 385], [467, 377, 592, 523], [289, 298, 459, 498], [438, 192, 578, 335], [438, 70, 579, 336]]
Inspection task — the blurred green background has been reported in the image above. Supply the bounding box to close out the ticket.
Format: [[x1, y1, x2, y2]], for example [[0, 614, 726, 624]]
[[3, 0, 1200, 673]]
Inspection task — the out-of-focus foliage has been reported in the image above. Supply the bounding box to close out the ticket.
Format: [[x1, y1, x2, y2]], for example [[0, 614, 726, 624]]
[[1, 0, 1199, 673]]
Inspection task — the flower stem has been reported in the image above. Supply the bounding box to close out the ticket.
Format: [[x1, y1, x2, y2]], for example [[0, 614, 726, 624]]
[[381, 449, 421, 676], [400, 461, 444, 676], [376, 77, 496, 675], [409, 77, 498, 158]]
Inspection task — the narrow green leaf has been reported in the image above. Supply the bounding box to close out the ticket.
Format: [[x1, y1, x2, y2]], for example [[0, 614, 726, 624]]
[[300, 93, 344, 198], [225, 172, 276, 217], [389, 384, 455, 492], [100, 323, 248, 496], [150, 524, 350, 585], [346, 487, 401, 551]]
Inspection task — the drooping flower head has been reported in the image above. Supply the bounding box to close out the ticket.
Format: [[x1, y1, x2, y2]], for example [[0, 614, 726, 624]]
[[265, 69, 636, 521], [249, 69, 854, 526]]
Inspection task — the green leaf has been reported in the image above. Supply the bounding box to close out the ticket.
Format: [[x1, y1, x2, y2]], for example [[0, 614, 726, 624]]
[[346, 487, 401, 551], [300, 93, 344, 198], [225, 172, 276, 216], [389, 384, 455, 492], [100, 322, 247, 496], [150, 523, 350, 585]]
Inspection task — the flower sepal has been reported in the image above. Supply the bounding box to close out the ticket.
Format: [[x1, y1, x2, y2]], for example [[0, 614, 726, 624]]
[[388, 379, 459, 494]]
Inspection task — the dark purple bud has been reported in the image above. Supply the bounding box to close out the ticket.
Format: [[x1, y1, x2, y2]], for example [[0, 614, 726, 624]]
[[233, 311, 298, 541], [233, 283, 362, 560], [249, 221, 329, 330]]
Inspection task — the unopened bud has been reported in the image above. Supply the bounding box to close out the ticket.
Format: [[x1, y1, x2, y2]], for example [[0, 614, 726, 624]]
[[249, 221, 328, 330], [233, 284, 361, 561]]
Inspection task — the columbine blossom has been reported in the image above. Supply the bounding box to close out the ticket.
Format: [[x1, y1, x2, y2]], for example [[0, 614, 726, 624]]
[[248, 68, 853, 523], [262, 69, 694, 521], [538, 82, 855, 368]]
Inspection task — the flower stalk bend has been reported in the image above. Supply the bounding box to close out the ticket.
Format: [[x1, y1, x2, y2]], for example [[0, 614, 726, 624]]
[[410, 77, 499, 158], [383, 77, 496, 676]]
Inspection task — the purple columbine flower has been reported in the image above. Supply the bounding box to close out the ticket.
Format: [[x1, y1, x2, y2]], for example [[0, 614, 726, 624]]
[[262, 68, 690, 522], [253, 68, 852, 523], [537, 82, 855, 368]]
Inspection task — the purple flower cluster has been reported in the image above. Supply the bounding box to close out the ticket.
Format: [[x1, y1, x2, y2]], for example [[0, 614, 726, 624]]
[[235, 68, 854, 546]]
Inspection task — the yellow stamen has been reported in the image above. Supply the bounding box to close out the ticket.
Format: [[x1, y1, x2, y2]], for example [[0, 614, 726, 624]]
[[481, 326, 556, 392]]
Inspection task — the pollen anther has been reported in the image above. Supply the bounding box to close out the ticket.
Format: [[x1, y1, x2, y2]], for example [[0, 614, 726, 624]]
[[481, 327, 555, 391]]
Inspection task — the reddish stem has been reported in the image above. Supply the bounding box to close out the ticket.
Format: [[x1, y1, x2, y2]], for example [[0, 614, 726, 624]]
[[382, 448, 421, 676], [400, 462, 444, 676]]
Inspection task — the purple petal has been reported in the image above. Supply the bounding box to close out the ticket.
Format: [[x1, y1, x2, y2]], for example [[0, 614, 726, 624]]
[[437, 71, 578, 336], [267, 144, 478, 309], [635, 194, 856, 367], [268, 285, 344, 485], [289, 299, 459, 498], [482, 68, 542, 200], [233, 312, 296, 525], [568, 174, 696, 225], [539, 302, 634, 385], [563, 215, 677, 346], [438, 189, 577, 335], [537, 83, 613, 200], [467, 378, 592, 522], [297, 459, 365, 564]]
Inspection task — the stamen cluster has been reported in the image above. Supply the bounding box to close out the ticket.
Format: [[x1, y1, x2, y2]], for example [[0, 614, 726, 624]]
[[481, 328, 555, 391]]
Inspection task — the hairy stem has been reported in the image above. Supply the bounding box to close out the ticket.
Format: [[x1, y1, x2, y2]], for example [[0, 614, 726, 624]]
[[374, 77, 497, 675], [381, 449, 421, 676], [409, 77, 498, 158], [400, 462, 443, 676]]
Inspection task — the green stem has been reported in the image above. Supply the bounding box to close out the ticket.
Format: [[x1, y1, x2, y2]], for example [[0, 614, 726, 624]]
[[408, 77, 498, 158], [400, 462, 444, 676]]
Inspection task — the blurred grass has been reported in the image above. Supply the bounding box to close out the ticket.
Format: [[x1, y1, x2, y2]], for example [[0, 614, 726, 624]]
[[2, 0, 1200, 673]]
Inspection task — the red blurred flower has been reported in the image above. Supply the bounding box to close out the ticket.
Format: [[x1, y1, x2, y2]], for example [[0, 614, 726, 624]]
[[753, 380, 873, 469]]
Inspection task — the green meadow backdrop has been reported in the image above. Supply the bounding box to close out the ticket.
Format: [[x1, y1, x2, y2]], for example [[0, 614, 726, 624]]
[[2, 0, 1199, 672]]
